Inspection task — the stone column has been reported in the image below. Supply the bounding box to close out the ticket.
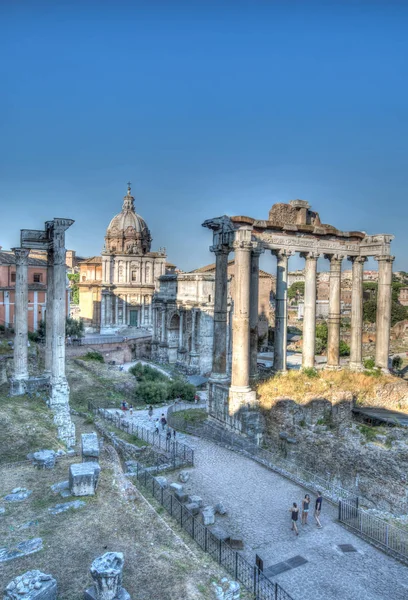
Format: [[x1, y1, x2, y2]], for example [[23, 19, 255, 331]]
[[114, 294, 119, 325], [249, 246, 263, 382], [326, 254, 343, 369], [45, 248, 54, 375], [178, 310, 184, 349], [349, 256, 366, 371], [159, 304, 168, 362], [273, 249, 292, 372], [210, 245, 229, 380], [188, 308, 199, 373], [375, 255, 394, 371], [11, 248, 30, 394], [231, 229, 253, 390], [148, 297, 152, 326], [47, 218, 76, 448], [301, 252, 319, 369], [100, 292, 106, 329]]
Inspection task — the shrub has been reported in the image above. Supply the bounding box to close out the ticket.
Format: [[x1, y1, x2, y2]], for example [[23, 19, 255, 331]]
[[28, 331, 40, 342], [392, 356, 403, 371], [315, 337, 325, 355], [168, 380, 196, 401], [81, 351, 104, 363], [0, 325, 5, 333], [136, 381, 168, 404], [363, 358, 375, 369], [129, 363, 168, 382], [302, 367, 319, 378], [339, 340, 350, 356]]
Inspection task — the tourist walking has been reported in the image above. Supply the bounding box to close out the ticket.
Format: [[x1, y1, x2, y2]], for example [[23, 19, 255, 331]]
[[289, 503, 299, 536], [129, 404, 133, 417], [314, 492, 323, 528], [154, 418, 160, 435], [148, 405, 153, 421], [160, 413, 167, 431], [302, 494, 310, 525], [166, 428, 172, 450], [173, 429, 177, 440]]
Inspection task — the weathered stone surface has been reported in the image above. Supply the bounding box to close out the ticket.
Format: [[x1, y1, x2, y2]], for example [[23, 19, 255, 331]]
[[184, 502, 200, 516], [82, 433, 99, 462], [4, 488, 32, 502], [226, 537, 244, 550], [170, 482, 183, 493], [0, 538, 43, 563], [188, 495, 203, 507], [174, 491, 189, 503], [0, 506, 5, 514], [215, 502, 227, 515], [50, 480, 70, 497], [32, 450, 56, 470], [84, 552, 130, 600], [212, 578, 240, 600], [155, 476, 168, 488], [48, 500, 86, 515], [70, 462, 100, 496], [202, 506, 215, 525], [178, 470, 190, 483], [209, 526, 229, 541], [18, 520, 38, 530], [4, 570, 57, 600]]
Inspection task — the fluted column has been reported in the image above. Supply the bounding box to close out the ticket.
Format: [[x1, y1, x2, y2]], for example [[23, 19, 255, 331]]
[[114, 294, 119, 325], [273, 249, 292, 372], [100, 292, 106, 329], [301, 252, 319, 369], [45, 248, 54, 375], [210, 245, 230, 380], [326, 254, 343, 369], [349, 256, 366, 371], [178, 310, 184, 349], [190, 309, 196, 353], [161, 306, 167, 344], [375, 255, 394, 371], [231, 229, 253, 390], [249, 246, 263, 381], [12, 248, 30, 391]]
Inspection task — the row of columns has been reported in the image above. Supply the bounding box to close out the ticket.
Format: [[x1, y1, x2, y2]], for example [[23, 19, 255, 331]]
[[153, 305, 198, 354], [209, 232, 395, 393], [100, 293, 153, 328]]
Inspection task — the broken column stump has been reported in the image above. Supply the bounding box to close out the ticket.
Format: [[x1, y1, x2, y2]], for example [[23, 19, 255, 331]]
[[84, 552, 130, 600]]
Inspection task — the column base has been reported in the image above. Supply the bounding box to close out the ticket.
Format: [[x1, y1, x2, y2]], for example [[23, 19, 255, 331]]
[[187, 352, 200, 375], [49, 378, 76, 448], [209, 372, 230, 384], [158, 343, 168, 362], [349, 362, 364, 372], [9, 377, 28, 396], [229, 386, 257, 416]]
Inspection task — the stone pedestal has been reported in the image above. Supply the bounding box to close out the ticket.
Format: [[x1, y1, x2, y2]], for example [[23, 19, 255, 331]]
[[4, 570, 57, 600], [82, 433, 99, 462], [84, 552, 129, 600], [70, 462, 101, 496], [32, 450, 56, 469], [158, 343, 168, 362]]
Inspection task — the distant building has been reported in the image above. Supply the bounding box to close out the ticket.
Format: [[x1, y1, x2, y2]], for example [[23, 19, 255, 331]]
[[0, 250, 69, 332], [399, 286, 408, 307]]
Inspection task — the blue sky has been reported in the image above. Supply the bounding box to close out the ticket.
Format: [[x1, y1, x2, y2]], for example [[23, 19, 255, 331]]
[[0, 1, 407, 273]]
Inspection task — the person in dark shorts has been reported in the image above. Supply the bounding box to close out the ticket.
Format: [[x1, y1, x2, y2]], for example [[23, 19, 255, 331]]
[[314, 492, 323, 528], [289, 502, 299, 535], [302, 494, 310, 525]]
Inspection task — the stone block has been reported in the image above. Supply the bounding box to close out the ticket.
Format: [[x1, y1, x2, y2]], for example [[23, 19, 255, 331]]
[[170, 482, 183, 493], [50, 481, 70, 498], [84, 552, 130, 600], [32, 450, 56, 470], [69, 463, 101, 497], [82, 433, 99, 462], [0, 539, 43, 563], [215, 502, 227, 516], [48, 500, 86, 515], [155, 476, 168, 488], [174, 491, 189, 503], [178, 470, 190, 483], [188, 495, 202, 507], [4, 488, 32, 502], [4, 570, 57, 600], [226, 537, 244, 550], [202, 506, 215, 526], [212, 578, 240, 600], [184, 502, 200, 516], [209, 525, 229, 542]]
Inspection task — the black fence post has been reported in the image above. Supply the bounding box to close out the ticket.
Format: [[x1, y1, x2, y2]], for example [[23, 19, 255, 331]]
[[219, 539, 222, 564], [253, 566, 258, 597], [338, 500, 342, 521], [205, 527, 208, 552], [170, 494, 173, 516], [235, 552, 238, 580]]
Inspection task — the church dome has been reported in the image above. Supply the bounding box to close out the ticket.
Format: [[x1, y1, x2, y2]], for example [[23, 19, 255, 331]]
[[104, 184, 152, 255]]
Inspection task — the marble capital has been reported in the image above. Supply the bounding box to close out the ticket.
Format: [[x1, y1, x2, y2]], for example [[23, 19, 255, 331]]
[[12, 247, 30, 265]]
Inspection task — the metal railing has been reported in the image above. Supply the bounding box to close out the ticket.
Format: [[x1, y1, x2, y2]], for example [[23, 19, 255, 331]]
[[88, 400, 194, 468], [167, 405, 355, 504], [339, 500, 408, 564], [82, 333, 151, 345], [134, 461, 295, 600]]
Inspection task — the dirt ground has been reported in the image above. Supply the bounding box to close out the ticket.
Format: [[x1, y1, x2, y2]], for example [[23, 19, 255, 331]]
[[0, 422, 230, 599]]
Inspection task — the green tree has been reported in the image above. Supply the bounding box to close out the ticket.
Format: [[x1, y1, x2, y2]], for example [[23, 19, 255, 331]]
[[392, 356, 403, 371], [67, 273, 80, 304], [315, 337, 325, 355], [136, 381, 169, 404], [315, 322, 328, 345], [288, 281, 305, 300], [66, 317, 85, 338], [339, 340, 350, 356], [363, 299, 377, 323]]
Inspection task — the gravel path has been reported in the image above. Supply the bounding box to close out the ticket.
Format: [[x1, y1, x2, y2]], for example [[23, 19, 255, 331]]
[[123, 404, 408, 600]]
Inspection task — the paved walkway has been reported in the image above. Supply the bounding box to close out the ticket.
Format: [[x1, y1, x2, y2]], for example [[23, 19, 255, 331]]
[[120, 404, 408, 600]]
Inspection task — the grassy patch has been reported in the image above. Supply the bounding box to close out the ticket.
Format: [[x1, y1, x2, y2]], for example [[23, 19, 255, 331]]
[[357, 424, 378, 443], [174, 409, 208, 424], [257, 369, 406, 408], [104, 420, 147, 447]]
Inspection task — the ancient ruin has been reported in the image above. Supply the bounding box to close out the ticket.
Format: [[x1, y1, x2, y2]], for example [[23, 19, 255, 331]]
[[10, 219, 76, 447], [84, 552, 130, 600], [203, 200, 394, 428]]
